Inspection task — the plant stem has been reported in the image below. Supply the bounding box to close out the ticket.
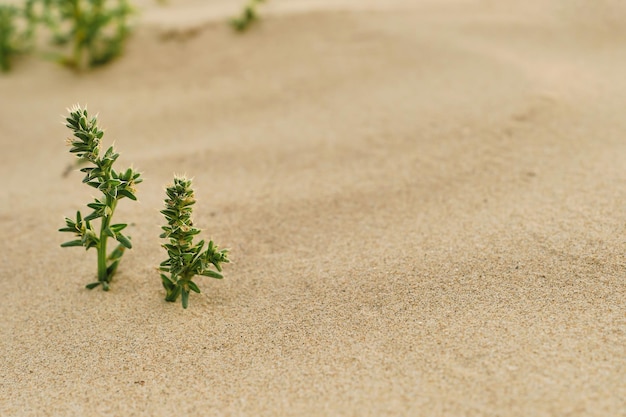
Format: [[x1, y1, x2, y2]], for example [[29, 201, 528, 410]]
[[97, 196, 116, 286]]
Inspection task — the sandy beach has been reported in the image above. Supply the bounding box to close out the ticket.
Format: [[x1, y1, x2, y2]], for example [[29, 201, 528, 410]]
[[1, 0, 625, 415]]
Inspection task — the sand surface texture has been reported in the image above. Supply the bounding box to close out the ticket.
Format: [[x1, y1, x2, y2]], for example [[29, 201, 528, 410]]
[[1, 0, 625, 415]]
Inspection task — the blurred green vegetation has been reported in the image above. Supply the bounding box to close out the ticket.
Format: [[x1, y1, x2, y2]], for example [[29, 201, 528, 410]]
[[231, 0, 265, 32], [1, 0, 266, 73], [1, 0, 132, 71]]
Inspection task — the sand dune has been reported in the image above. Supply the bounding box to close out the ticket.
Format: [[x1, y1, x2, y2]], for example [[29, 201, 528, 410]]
[[1, 1, 625, 416]]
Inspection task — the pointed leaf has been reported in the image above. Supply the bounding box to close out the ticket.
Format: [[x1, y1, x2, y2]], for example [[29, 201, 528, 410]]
[[187, 280, 201, 293], [84, 211, 102, 221], [116, 233, 132, 249], [170, 285, 182, 302], [87, 201, 104, 210], [66, 117, 79, 128], [108, 244, 126, 261], [118, 189, 137, 200], [107, 260, 120, 278], [61, 239, 84, 247], [161, 274, 175, 290], [110, 223, 127, 233], [199, 269, 223, 279]]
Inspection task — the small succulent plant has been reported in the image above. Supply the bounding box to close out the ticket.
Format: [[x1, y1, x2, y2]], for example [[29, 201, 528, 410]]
[[159, 177, 229, 309]]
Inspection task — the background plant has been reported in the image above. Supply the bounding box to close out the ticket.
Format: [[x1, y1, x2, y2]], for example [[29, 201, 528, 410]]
[[159, 177, 229, 309], [28, 0, 133, 69], [0, 3, 34, 72], [59, 105, 142, 290], [230, 0, 265, 32]]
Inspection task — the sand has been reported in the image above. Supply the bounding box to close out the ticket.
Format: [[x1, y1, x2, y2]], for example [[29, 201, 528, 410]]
[[1, 0, 625, 415]]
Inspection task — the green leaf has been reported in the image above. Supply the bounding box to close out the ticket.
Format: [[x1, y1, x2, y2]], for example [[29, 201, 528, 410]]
[[116, 233, 132, 249], [163, 244, 180, 253], [188, 228, 201, 236], [110, 223, 127, 233], [66, 117, 79, 128], [107, 260, 120, 278], [160, 208, 176, 218], [61, 239, 84, 247], [103, 146, 115, 158], [107, 178, 122, 188], [87, 201, 105, 210], [108, 244, 126, 261], [199, 269, 223, 279], [117, 189, 136, 200], [86, 282, 100, 289], [194, 239, 206, 253], [84, 211, 102, 221], [63, 221, 76, 230], [84, 240, 98, 250], [167, 285, 182, 302], [188, 280, 201, 293], [74, 131, 90, 141], [161, 274, 175, 290]]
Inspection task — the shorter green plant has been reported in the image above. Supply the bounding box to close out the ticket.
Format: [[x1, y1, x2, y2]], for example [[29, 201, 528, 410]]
[[59, 105, 142, 290], [230, 0, 265, 32], [159, 177, 229, 309]]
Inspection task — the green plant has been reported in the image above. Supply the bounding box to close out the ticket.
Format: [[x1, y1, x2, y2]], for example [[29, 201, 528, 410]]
[[0, 5, 19, 72], [0, 4, 33, 72], [159, 177, 229, 309], [37, 0, 133, 69], [230, 0, 265, 32], [59, 105, 142, 290]]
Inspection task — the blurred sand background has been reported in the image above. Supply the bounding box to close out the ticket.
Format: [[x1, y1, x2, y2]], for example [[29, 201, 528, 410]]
[[1, 0, 625, 415]]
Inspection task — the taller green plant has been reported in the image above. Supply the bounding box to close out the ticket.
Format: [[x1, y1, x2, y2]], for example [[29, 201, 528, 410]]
[[59, 105, 142, 290]]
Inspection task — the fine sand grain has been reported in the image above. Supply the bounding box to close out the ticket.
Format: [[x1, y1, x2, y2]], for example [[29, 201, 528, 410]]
[[1, 0, 625, 416]]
